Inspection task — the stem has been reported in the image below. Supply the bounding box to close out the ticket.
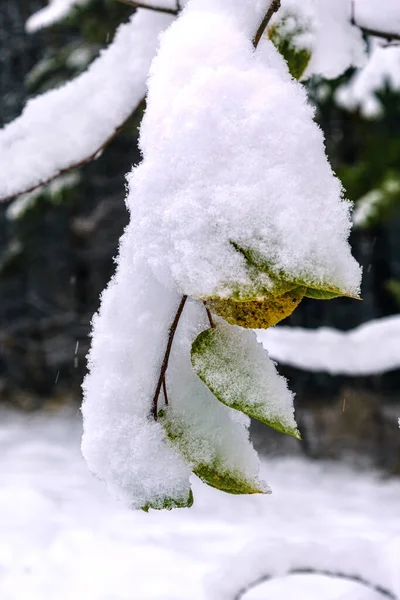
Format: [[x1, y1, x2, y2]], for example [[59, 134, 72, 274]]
[[114, 0, 179, 15], [204, 303, 215, 328], [235, 568, 397, 600], [162, 377, 169, 406], [151, 295, 187, 419], [252, 0, 281, 49]]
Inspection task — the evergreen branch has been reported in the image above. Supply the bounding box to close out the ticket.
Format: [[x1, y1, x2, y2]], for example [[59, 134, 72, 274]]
[[235, 568, 397, 600], [113, 0, 179, 15], [252, 0, 281, 49], [151, 295, 187, 420]]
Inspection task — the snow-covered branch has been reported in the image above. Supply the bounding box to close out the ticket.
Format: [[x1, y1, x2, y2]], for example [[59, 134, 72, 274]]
[[257, 315, 400, 375], [0, 10, 174, 202]]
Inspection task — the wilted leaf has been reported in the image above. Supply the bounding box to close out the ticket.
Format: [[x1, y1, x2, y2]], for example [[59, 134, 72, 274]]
[[205, 286, 305, 328], [191, 321, 301, 439]]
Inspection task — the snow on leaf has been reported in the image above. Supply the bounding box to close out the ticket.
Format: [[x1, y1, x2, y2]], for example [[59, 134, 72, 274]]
[[162, 299, 270, 497], [191, 320, 300, 439], [128, 0, 361, 304], [0, 9, 174, 201], [160, 409, 267, 495]]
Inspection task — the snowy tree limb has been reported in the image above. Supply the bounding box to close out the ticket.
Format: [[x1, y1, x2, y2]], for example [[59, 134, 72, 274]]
[[351, 0, 400, 41], [235, 568, 397, 600], [0, 11, 175, 203]]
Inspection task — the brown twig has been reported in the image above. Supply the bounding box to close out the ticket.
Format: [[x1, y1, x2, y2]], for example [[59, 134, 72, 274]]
[[114, 0, 178, 15], [252, 0, 281, 49], [151, 295, 187, 419], [235, 568, 397, 600], [162, 377, 169, 406], [204, 303, 215, 329]]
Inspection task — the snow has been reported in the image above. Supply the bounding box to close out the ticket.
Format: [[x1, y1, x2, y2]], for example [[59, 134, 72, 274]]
[[83, 0, 361, 510], [0, 407, 399, 600], [355, 0, 400, 37], [0, 9, 174, 201], [337, 40, 400, 118], [26, 0, 91, 33], [82, 250, 192, 510], [275, 0, 366, 80], [129, 0, 361, 300], [257, 315, 400, 375]]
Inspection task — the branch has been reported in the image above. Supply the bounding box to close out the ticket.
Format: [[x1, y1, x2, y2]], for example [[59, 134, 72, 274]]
[[151, 295, 187, 419], [235, 568, 397, 600], [2, 108, 141, 204], [114, 0, 178, 15], [351, 0, 400, 41], [252, 0, 281, 49]]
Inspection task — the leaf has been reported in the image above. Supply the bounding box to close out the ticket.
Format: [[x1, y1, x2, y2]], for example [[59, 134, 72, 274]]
[[141, 489, 194, 512], [230, 241, 359, 302], [268, 21, 311, 81], [191, 321, 301, 439], [159, 409, 269, 495], [205, 287, 305, 329]]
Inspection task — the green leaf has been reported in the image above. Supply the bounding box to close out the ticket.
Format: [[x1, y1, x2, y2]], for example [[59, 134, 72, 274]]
[[268, 21, 311, 81], [191, 322, 301, 439], [141, 489, 194, 512], [230, 241, 359, 302], [159, 409, 269, 496]]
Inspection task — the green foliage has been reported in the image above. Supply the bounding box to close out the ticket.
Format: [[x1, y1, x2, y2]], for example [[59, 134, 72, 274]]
[[191, 323, 300, 439], [268, 20, 311, 81], [386, 279, 400, 308]]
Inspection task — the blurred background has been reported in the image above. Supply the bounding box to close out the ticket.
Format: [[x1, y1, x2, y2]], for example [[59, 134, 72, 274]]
[[0, 2, 399, 599]]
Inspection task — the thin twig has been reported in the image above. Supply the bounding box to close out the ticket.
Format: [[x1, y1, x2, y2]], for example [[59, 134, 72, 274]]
[[114, 0, 178, 15], [235, 568, 397, 600], [252, 0, 281, 49], [204, 303, 215, 329], [151, 295, 187, 419], [162, 377, 169, 406], [176, 0, 181, 11]]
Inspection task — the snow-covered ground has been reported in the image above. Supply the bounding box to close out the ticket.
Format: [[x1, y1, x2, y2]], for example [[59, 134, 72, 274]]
[[0, 406, 399, 600]]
